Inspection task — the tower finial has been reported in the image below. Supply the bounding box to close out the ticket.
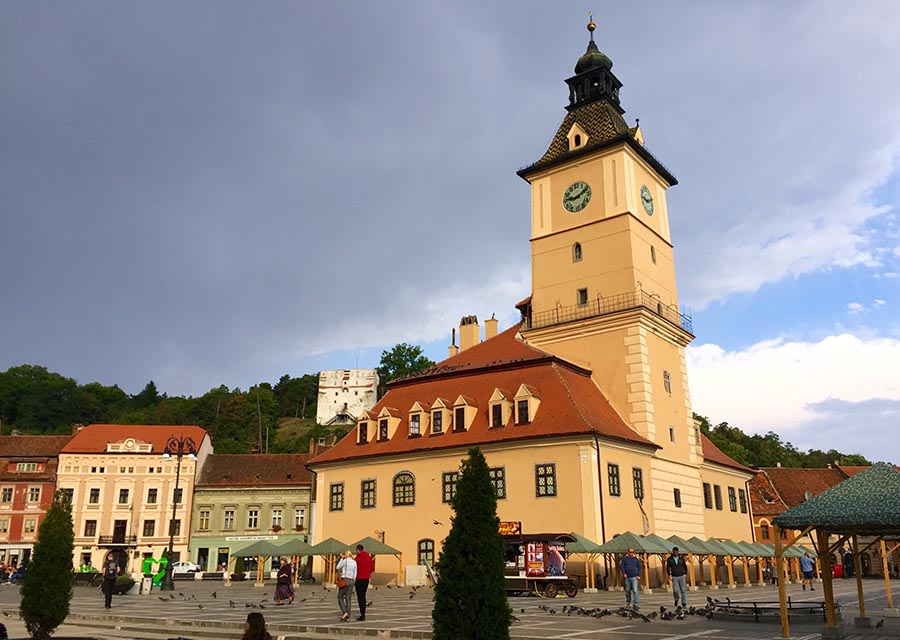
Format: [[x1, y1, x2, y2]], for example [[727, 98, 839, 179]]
[[587, 11, 596, 42]]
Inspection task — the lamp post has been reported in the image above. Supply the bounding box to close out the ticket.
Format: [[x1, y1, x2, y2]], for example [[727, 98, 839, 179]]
[[160, 434, 197, 591]]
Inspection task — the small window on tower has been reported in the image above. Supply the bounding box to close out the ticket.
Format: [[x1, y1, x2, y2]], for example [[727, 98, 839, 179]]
[[577, 288, 588, 306], [573, 243, 582, 262], [651, 245, 657, 264], [574, 134, 582, 147]]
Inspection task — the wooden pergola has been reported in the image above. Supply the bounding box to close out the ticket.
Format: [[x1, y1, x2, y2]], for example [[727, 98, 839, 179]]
[[772, 463, 900, 638], [350, 536, 403, 586]]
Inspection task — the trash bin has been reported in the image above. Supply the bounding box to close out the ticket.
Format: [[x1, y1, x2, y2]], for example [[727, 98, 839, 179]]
[[140, 576, 153, 595]]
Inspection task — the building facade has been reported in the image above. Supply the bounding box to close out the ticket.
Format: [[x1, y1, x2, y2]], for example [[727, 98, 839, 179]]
[[57, 424, 211, 571], [188, 453, 313, 572], [309, 19, 755, 585], [0, 435, 72, 567], [316, 369, 379, 425]]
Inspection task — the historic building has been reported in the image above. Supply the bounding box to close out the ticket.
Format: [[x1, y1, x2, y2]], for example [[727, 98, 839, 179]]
[[0, 434, 72, 566], [57, 424, 211, 571], [309, 19, 754, 581], [316, 369, 379, 425], [188, 452, 313, 573]]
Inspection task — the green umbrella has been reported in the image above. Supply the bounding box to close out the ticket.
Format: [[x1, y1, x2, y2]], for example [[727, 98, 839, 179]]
[[309, 537, 350, 556], [349, 536, 401, 556], [274, 538, 314, 556], [565, 532, 604, 554], [596, 531, 669, 554]]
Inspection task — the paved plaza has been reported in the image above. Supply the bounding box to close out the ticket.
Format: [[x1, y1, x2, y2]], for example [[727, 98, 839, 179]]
[[0, 578, 898, 639]]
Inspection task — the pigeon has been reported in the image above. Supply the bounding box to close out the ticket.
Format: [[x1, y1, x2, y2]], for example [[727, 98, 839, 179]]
[[366, 601, 373, 606], [179, 592, 185, 598], [169, 594, 176, 599], [229, 600, 236, 608], [210, 591, 217, 599], [198, 604, 203, 610], [875, 619, 884, 628], [511, 615, 520, 622], [159, 597, 168, 601], [408, 593, 415, 599], [259, 604, 265, 609], [520, 608, 526, 613]]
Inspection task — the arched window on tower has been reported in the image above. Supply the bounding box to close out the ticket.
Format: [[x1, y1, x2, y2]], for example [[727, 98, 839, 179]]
[[573, 242, 583, 262]]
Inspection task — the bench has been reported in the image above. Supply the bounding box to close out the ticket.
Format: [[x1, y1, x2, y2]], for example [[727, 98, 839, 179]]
[[710, 596, 839, 624]]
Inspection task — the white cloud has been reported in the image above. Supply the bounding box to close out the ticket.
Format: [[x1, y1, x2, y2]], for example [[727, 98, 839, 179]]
[[687, 334, 900, 463], [847, 303, 866, 314]]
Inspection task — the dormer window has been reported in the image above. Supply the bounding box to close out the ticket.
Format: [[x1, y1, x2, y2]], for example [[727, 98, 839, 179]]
[[358, 422, 368, 445], [567, 123, 589, 150], [574, 134, 581, 147], [513, 384, 541, 426], [516, 400, 529, 425], [379, 419, 389, 441], [489, 388, 514, 428], [409, 414, 421, 436], [454, 407, 465, 432], [432, 411, 443, 433], [491, 404, 503, 428]]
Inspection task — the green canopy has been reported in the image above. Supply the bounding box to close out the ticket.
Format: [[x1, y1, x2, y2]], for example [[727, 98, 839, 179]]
[[596, 531, 669, 554], [773, 463, 900, 537], [667, 534, 708, 556], [716, 539, 750, 557], [274, 538, 314, 556], [704, 538, 736, 556], [740, 541, 773, 557], [727, 540, 758, 557], [686, 536, 716, 555], [642, 533, 675, 554], [234, 539, 284, 557], [565, 532, 604, 554], [309, 537, 350, 556], [350, 536, 401, 556], [795, 544, 818, 558]]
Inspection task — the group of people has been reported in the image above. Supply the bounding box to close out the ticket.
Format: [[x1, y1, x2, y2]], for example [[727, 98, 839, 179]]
[[619, 546, 689, 611], [335, 544, 375, 621], [0, 563, 23, 583]]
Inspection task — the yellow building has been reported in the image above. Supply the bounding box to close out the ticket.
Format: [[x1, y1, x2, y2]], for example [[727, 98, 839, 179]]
[[57, 424, 211, 572], [309, 19, 753, 584]]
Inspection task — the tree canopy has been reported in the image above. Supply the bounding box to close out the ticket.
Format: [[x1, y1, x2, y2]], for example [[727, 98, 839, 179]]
[[376, 343, 435, 396]]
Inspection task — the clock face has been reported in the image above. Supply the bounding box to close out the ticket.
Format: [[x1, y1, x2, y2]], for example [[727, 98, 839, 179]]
[[563, 181, 592, 213], [640, 185, 654, 215]]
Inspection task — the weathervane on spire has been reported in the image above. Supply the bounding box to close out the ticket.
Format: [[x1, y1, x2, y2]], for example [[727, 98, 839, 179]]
[[587, 11, 596, 42]]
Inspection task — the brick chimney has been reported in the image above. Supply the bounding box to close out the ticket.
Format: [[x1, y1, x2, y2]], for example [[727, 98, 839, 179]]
[[459, 315, 479, 352], [448, 327, 459, 357], [484, 314, 498, 341]]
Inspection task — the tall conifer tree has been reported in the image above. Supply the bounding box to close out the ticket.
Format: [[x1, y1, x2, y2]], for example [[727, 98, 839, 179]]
[[433, 447, 511, 640], [20, 491, 74, 639]]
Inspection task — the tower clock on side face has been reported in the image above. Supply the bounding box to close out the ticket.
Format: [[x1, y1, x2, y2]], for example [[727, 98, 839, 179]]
[[563, 181, 592, 212], [640, 184, 654, 216]]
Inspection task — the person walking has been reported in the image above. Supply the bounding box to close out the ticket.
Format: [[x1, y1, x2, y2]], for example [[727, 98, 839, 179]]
[[620, 548, 642, 610], [336, 549, 357, 622], [666, 547, 688, 609], [800, 552, 815, 591], [354, 544, 374, 621], [241, 611, 273, 640], [274, 556, 294, 604], [101, 553, 120, 609]]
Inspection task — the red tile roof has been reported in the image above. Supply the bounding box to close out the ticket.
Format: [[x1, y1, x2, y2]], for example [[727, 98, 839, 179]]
[[837, 464, 900, 477], [700, 434, 753, 473], [310, 327, 655, 466], [61, 424, 208, 454], [197, 454, 313, 487], [748, 471, 786, 517], [0, 435, 73, 458], [752, 467, 846, 514]]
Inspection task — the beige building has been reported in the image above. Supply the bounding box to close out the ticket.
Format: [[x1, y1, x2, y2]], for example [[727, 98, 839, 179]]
[[308, 19, 754, 584], [57, 424, 211, 571]]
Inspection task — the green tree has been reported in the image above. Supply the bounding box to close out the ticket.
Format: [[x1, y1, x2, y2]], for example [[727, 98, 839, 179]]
[[20, 492, 74, 639], [376, 343, 435, 397], [433, 447, 511, 640]]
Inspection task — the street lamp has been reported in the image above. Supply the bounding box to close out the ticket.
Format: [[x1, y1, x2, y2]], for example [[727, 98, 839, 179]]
[[160, 434, 197, 591]]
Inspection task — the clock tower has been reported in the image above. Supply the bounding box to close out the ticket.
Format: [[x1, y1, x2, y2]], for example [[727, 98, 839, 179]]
[[517, 18, 703, 536]]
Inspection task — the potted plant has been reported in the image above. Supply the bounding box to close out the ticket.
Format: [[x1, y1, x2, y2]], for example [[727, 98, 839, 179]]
[[272, 525, 282, 533], [112, 575, 136, 594], [231, 556, 247, 581]]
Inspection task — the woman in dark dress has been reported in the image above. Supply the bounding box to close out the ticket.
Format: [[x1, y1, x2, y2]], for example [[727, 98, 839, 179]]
[[274, 556, 294, 605]]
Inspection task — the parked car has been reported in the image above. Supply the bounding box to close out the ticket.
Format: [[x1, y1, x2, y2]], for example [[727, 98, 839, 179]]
[[171, 561, 201, 574]]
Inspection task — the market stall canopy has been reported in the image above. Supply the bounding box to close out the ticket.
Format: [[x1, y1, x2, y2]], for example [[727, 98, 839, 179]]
[[643, 533, 675, 553], [686, 537, 716, 556], [234, 539, 284, 557], [668, 535, 708, 556], [704, 538, 736, 556], [274, 538, 314, 556], [596, 531, 669, 554], [309, 537, 350, 556], [717, 539, 750, 557], [350, 536, 401, 556], [772, 463, 900, 537], [739, 541, 772, 557], [565, 532, 604, 554]]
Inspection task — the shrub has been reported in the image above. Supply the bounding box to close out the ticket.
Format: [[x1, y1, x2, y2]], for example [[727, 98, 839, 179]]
[[112, 575, 135, 594]]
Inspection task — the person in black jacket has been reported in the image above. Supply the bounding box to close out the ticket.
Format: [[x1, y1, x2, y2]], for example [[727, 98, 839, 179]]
[[665, 547, 688, 609], [101, 553, 120, 609]]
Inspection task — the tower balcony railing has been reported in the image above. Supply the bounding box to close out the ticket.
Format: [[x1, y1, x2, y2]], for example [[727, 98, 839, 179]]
[[523, 286, 692, 335]]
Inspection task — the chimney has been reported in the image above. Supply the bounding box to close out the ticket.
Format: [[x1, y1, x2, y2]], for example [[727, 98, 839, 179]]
[[776, 461, 781, 468], [309, 439, 316, 455], [448, 327, 459, 357], [72, 423, 85, 435], [485, 314, 498, 341], [458, 315, 479, 352]]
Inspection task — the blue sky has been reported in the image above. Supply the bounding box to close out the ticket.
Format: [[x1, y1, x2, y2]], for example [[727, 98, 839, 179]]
[[2, 2, 898, 463]]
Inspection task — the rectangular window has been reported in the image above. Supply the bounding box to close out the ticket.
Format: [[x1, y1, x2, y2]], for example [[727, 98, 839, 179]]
[[669, 426, 675, 442], [223, 509, 235, 530], [61, 488, 74, 504], [147, 488, 158, 504], [739, 488, 748, 513], [714, 485, 723, 511], [360, 480, 376, 509], [0, 519, 8, 534], [173, 487, 183, 504], [379, 419, 388, 441], [442, 472, 459, 504], [199, 510, 210, 530], [118, 488, 129, 504], [16, 462, 37, 472], [608, 463, 621, 497], [294, 508, 305, 530], [271, 508, 283, 528], [663, 370, 672, 394], [23, 519, 36, 534], [432, 411, 443, 433], [169, 519, 181, 536], [535, 463, 557, 497], [143, 520, 156, 537], [760, 523, 770, 540], [329, 483, 345, 511], [0, 488, 12, 503], [247, 509, 259, 529], [358, 422, 368, 444], [516, 400, 529, 424], [409, 415, 420, 436], [780, 528, 788, 540], [89, 488, 100, 504], [673, 488, 682, 508], [84, 520, 97, 537], [632, 468, 644, 500], [491, 404, 503, 427], [489, 467, 506, 499], [454, 407, 466, 432], [728, 486, 737, 512], [703, 482, 713, 509], [27, 487, 40, 502], [577, 288, 588, 305]]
